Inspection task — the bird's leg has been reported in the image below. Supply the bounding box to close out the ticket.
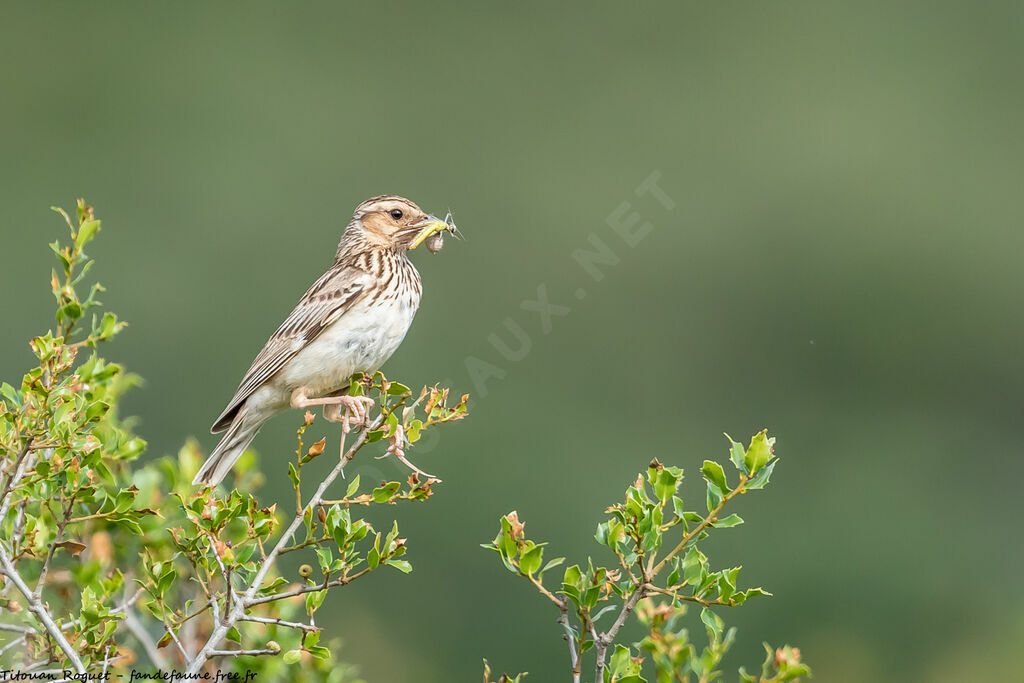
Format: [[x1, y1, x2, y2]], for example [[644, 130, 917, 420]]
[[376, 423, 440, 480], [291, 388, 376, 434]]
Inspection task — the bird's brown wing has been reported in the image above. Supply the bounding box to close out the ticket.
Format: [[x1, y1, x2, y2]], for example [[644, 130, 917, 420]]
[[210, 264, 371, 433]]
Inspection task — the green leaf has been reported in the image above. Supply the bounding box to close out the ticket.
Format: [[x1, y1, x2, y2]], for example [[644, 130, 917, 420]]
[[563, 564, 582, 587], [706, 482, 723, 513], [288, 462, 300, 488], [518, 542, 544, 576], [713, 513, 744, 528], [76, 218, 101, 248], [745, 459, 778, 490], [701, 460, 729, 494], [308, 645, 331, 661], [372, 481, 401, 502], [725, 433, 747, 473], [682, 546, 704, 585], [541, 557, 565, 576], [368, 536, 381, 569], [406, 419, 423, 442], [283, 649, 302, 665], [654, 467, 683, 502], [345, 474, 361, 498], [700, 607, 723, 639], [744, 430, 773, 475], [385, 559, 413, 573]]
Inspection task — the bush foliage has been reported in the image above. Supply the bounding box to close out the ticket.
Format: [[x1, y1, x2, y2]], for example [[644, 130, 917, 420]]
[[1, 201, 805, 682]]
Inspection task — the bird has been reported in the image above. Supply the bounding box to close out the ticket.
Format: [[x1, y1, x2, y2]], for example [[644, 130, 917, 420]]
[[192, 195, 455, 487]]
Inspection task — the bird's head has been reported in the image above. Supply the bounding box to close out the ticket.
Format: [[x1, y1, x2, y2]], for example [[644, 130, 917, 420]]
[[345, 195, 454, 253]]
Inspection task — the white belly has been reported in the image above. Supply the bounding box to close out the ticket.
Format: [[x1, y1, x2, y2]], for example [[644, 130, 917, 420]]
[[278, 293, 418, 397]]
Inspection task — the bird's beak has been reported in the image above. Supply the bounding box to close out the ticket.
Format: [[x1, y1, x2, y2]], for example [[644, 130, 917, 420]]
[[408, 215, 453, 250]]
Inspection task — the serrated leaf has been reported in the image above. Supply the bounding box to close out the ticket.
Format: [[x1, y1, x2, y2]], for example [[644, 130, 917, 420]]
[[713, 513, 744, 528], [725, 432, 747, 473], [744, 430, 773, 475], [701, 460, 729, 494], [745, 459, 778, 490], [700, 607, 723, 639]]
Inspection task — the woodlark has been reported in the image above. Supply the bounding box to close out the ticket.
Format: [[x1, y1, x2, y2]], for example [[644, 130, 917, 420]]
[[193, 195, 456, 486]]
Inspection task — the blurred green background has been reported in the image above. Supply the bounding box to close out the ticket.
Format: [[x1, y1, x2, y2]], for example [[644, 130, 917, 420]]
[[2, 2, 1022, 681]]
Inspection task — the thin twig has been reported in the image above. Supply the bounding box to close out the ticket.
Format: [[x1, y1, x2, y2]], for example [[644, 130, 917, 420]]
[[0, 635, 26, 656], [649, 476, 747, 577], [34, 496, 75, 599], [645, 583, 732, 608], [0, 439, 33, 518], [123, 611, 170, 670], [556, 608, 581, 683], [239, 615, 321, 632], [0, 544, 85, 673], [594, 587, 645, 683], [208, 647, 280, 657], [246, 569, 370, 608], [159, 617, 192, 661]]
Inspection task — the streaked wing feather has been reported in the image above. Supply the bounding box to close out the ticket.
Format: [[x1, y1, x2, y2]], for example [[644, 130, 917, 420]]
[[210, 265, 369, 432]]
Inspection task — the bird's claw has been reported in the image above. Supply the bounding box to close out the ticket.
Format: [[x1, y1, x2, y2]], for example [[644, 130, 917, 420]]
[[323, 394, 376, 433]]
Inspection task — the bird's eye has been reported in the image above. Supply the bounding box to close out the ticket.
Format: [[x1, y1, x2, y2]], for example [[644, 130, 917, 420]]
[[388, 209, 403, 220]]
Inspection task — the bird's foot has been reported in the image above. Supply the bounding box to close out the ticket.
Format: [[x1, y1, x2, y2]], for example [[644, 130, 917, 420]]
[[291, 388, 376, 434], [377, 424, 439, 480], [327, 395, 377, 434]]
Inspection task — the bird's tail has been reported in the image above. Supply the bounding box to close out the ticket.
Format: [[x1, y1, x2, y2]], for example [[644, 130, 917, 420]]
[[193, 410, 264, 487]]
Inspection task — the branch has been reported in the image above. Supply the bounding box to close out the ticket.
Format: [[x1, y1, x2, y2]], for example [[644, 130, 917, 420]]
[[649, 475, 747, 577], [645, 583, 733, 608], [123, 611, 169, 669], [246, 570, 369, 608], [0, 442, 36, 540], [556, 608, 581, 683], [594, 586, 646, 683], [183, 414, 383, 675], [239, 615, 321, 632], [0, 439, 33, 518], [0, 543, 85, 673], [34, 496, 75, 600], [208, 647, 280, 657]]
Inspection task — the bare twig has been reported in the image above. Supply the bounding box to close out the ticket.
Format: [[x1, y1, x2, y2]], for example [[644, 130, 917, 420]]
[[650, 475, 747, 577], [0, 543, 85, 673], [246, 570, 369, 608], [594, 587, 645, 683], [123, 610, 169, 669], [557, 608, 581, 683], [34, 496, 75, 600], [159, 617, 192, 662], [0, 439, 33, 518], [239, 615, 321, 632], [0, 635, 27, 656], [208, 647, 280, 657]]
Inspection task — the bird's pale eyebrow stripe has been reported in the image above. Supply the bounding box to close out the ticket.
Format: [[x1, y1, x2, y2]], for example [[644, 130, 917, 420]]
[[355, 194, 414, 211]]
